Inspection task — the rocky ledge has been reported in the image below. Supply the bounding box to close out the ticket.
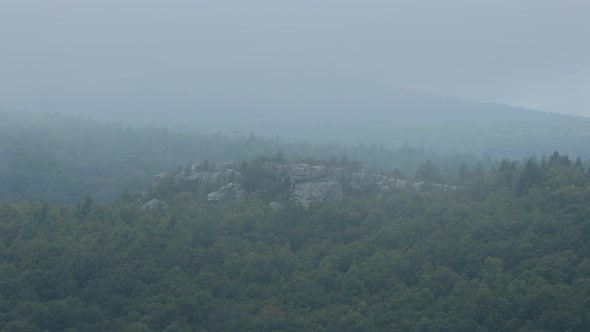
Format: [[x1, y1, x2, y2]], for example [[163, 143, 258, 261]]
[[207, 183, 247, 203], [262, 162, 458, 206], [168, 161, 460, 208], [175, 162, 243, 186]]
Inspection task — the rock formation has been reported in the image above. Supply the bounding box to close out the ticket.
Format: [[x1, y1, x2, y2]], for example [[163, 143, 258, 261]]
[[270, 201, 284, 210], [262, 162, 459, 207], [207, 183, 246, 203], [139, 198, 168, 211], [175, 162, 243, 186], [155, 161, 460, 208]]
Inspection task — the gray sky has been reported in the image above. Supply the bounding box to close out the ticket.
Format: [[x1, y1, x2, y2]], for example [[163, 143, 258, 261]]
[[1, 0, 589, 116]]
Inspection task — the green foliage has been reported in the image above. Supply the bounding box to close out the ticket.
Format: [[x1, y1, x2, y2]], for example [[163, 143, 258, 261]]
[[2, 152, 590, 330], [415, 160, 443, 182]]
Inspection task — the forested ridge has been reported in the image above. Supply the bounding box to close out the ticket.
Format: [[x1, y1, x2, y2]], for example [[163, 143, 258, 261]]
[[1, 152, 590, 331], [0, 111, 481, 204]]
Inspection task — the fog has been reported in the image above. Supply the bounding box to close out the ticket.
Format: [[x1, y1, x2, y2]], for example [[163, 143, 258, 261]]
[[1, 0, 589, 118]]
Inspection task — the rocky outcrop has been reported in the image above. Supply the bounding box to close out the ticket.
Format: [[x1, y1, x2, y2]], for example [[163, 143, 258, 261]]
[[175, 162, 243, 186], [207, 183, 246, 203], [263, 163, 347, 183], [139, 198, 168, 211], [156, 160, 459, 208], [270, 201, 284, 210], [291, 180, 345, 206], [349, 170, 410, 191], [262, 162, 459, 207]]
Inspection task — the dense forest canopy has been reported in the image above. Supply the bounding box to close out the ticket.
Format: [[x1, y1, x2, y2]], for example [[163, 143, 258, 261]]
[[1, 150, 590, 331], [2, 111, 590, 331]]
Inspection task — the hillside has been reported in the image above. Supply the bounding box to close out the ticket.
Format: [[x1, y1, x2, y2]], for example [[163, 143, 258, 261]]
[[180, 78, 590, 158], [0, 111, 480, 204], [1, 153, 589, 331], [13, 76, 590, 158], [3, 101, 590, 204]]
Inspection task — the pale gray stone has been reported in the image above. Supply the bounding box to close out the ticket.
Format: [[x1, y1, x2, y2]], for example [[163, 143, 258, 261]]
[[140, 198, 168, 211], [270, 201, 284, 210], [207, 183, 246, 203], [291, 181, 345, 207]]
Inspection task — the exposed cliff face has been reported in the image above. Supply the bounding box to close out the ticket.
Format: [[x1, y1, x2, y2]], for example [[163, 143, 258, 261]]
[[262, 163, 347, 183], [269, 162, 461, 206], [262, 162, 459, 206], [349, 170, 410, 191], [162, 161, 459, 208], [175, 162, 243, 186], [207, 183, 246, 203]]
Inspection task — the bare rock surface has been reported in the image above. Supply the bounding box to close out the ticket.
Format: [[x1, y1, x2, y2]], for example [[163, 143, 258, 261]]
[[176, 162, 243, 186], [139, 198, 168, 211], [263, 162, 459, 206], [207, 183, 246, 203], [156, 161, 459, 208]]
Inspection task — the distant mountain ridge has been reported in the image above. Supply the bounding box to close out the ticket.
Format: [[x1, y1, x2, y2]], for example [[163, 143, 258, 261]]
[[115, 76, 589, 158], [3, 75, 590, 158]]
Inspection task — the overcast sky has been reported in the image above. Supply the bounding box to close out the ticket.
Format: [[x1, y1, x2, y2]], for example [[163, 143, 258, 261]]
[[1, 0, 589, 116]]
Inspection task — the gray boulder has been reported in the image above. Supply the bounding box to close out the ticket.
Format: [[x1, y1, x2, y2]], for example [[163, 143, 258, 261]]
[[140, 198, 168, 211], [207, 183, 247, 203], [270, 201, 284, 210], [263, 162, 345, 183], [176, 162, 243, 186], [176, 168, 243, 186]]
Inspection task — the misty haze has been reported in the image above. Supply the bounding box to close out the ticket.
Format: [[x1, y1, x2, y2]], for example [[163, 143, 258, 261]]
[[1, 1, 590, 331]]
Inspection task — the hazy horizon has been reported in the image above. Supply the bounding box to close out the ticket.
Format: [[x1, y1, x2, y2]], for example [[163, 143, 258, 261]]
[[1, 0, 589, 117]]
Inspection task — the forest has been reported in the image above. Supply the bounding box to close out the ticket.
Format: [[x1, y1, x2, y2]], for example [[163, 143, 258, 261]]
[[3, 1, 589, 330], [0, 111, 483, 204], [1, 149, 589, 331]]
